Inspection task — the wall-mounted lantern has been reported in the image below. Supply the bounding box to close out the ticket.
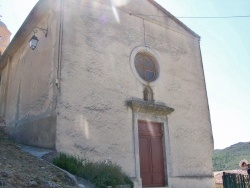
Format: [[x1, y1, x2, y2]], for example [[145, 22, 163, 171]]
[[29, 27, 48, 50]]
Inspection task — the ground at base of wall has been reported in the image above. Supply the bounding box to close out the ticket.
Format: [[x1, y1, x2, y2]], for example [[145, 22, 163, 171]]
[[0, 125, 92, 188]]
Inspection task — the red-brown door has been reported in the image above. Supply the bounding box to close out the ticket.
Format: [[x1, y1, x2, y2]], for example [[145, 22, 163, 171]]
[[138, 121, 165, 187]]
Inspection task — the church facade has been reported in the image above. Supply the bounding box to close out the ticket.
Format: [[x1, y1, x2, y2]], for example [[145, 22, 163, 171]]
[[0, 0, 215, 187]]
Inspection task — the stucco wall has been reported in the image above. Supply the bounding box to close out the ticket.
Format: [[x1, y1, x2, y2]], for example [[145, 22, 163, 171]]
[[0, 2, 59, 149], [56, 0, 214, 187]]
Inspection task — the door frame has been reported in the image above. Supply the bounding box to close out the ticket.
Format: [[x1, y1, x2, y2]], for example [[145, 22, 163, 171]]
[[132, 112, 172, 187]]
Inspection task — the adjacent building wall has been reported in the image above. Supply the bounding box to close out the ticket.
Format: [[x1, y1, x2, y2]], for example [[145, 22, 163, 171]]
[[0, 23, 11, 55], [0, 1, 59, 149], [56, 0, 214, 187]]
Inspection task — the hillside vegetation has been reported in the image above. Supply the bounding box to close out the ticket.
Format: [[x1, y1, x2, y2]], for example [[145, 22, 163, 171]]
[[213, 142, 250, 171]]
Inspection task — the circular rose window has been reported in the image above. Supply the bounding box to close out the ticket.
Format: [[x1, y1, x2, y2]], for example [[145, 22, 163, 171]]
[[135, 53, 158, 82]]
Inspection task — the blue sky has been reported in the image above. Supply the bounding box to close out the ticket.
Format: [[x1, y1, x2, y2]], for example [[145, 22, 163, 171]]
[[157, 0, 250, 149], [1, 0, 249, 149]]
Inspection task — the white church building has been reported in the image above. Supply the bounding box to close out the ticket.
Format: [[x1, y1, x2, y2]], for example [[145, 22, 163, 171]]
[[0, 0, 214, 187]]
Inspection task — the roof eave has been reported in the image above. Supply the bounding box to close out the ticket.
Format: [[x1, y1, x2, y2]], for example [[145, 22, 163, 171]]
[[147, 0, 200, 39], [0, 0, 49, 70]]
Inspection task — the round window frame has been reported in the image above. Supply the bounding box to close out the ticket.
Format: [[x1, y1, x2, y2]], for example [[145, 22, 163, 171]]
[[130, 46, 160, 86]]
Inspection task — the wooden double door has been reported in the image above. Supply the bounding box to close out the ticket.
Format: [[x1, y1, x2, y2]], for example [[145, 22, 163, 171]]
[[138, 121, 165, 187]]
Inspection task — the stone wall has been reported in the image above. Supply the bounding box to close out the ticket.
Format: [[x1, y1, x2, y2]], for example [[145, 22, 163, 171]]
[[0, 0, 215, 187], [56, 0, 214, 187], [0, 1, 59, 149]]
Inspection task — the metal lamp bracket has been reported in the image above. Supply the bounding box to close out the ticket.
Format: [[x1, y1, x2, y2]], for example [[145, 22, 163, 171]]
[[33, 27, 48, 37]]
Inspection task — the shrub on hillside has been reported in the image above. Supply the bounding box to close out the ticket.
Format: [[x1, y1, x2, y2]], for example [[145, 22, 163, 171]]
[[53, 153, 134, 188]]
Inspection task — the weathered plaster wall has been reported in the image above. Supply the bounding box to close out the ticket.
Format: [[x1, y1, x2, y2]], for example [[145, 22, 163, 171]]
[[56, 0, 214, 187], [0, 2, 59, 149]]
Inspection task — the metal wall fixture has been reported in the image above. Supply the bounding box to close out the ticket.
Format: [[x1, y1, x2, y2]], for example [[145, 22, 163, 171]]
[[29, 27, 48, 50]]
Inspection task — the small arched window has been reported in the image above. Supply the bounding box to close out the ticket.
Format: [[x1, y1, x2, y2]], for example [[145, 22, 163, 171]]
[[143, 86, 154, 102]]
